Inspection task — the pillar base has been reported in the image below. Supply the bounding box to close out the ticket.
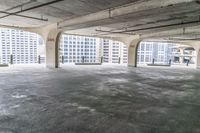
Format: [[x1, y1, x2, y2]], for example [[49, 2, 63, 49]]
[[128, 64, 137, 67]]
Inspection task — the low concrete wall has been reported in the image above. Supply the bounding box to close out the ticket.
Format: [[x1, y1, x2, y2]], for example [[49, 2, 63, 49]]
[[75, 63, 102, 65], [0, 64, 9, 67], [147, 64, 170, 67]]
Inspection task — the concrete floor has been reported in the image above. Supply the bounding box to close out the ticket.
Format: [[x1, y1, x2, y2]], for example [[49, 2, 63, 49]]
[[0, 65, 200, 133]]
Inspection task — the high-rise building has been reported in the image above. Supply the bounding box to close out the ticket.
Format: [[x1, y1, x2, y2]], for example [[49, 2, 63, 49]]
[[59, 34, 100, 63], [99, 39, 128, 64], [59, 35, 128, 64], [137, 41, 173, 64], [0, 28, 185, 66], [0, 28, 41, 64]]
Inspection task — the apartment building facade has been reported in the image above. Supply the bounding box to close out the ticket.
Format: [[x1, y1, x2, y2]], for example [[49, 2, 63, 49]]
[[137, 41, 173, 64], [0, 28, 41, 64], [59, 35, 128, 64], [59, 34, 100, 63], [171, 45, 196, 64], [99, 39, 128, 64]]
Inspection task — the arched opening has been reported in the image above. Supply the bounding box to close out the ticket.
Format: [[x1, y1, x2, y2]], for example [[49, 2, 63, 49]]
[[0, 27, 44, 67], [136, 41, 196, 68], [58, 34, 128, 66]]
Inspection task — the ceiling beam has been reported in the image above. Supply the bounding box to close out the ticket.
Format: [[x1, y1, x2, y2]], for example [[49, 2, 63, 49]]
[[95, 29, 135, 35], [118, 20, 200, 33], [0, 10, 48, 21], [140, 26, 200, 39], [4, 0, 35, 11], [58, 0, 196, 30], [0, 0, 64, 20]]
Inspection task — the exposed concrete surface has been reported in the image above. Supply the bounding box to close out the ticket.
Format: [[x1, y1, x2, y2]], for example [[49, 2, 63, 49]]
[[2, 0, 200, 42], [0, 65, 200, 133]]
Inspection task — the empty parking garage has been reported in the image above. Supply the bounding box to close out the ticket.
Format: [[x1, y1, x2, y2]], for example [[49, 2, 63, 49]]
[[1, 0, 200, 133]]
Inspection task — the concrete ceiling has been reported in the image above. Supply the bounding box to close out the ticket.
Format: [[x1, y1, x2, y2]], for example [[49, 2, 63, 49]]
[[0, 0, 138, 27], [1, 0, 200, 41]]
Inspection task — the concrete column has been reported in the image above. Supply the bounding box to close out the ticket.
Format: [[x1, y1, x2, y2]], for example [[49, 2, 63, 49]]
[[128, 45, 137, 67], [127, 39, 140, 67], [196, 49, 200, 68], [45, 29, 62, 68], [179, 48, 184, 64]]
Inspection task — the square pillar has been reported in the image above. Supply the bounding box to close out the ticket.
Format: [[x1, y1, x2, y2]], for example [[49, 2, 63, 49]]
[[45, 29, 61, 68], [196, 49, 200, 68], [127, 39, 140, 67], [128, 45, 137, 67]]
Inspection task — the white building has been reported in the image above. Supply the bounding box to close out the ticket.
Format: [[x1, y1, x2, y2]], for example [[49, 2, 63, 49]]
[[0, 29, 185, 66], [0, 28, 41, 64], [137, 41, 173, 64], [59, 34, 100, 63], [100, 39, 128, 64], [59, 36, 128, 64], [0, 30, 128, 65], [171, 45, 196, 64]]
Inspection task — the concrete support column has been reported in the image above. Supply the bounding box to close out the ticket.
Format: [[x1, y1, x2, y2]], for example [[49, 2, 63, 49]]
[[180, 48, 184, 63], [196, 49, 200, 68], [128, 45, 137, 67], [45, 29, 62, 68], [127, 39, 140, 67]]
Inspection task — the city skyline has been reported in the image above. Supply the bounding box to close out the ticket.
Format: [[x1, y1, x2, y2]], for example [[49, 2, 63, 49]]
[[59, 34, 128, 64], [0, 28, 196, 66]]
